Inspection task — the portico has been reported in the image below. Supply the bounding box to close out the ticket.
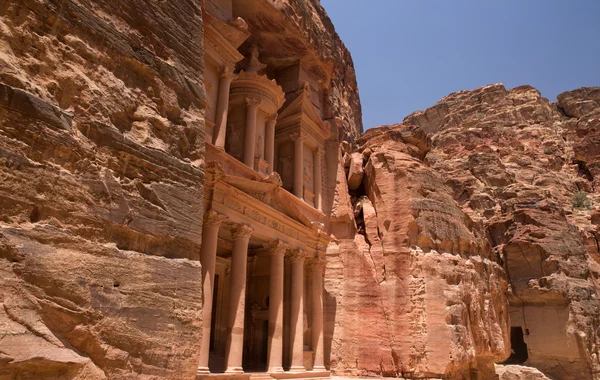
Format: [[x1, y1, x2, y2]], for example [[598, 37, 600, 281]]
[[197, 164, 330, 379]]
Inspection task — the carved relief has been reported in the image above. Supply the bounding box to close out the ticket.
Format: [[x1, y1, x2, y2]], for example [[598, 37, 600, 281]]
[[256, 134, 264, 159], [303, 159, 313, 186], [280, 155, 294, 191]]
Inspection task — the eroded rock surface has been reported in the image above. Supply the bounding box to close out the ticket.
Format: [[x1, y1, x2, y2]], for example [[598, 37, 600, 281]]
[[326, 84, 600, 379], [0, 0, 207, 378]]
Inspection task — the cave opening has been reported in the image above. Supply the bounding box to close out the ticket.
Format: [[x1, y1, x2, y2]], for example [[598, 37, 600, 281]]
[[503, 327, 529, 364]]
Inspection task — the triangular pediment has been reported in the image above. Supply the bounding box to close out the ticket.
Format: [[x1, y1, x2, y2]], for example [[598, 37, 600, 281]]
[[220, 174, 314, 229]]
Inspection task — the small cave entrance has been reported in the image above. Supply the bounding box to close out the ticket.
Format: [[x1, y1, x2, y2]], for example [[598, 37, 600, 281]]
[[503, 327, 529, 364]]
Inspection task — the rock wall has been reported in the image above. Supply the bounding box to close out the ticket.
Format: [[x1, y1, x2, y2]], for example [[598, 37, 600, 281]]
[[327, 84, 600, 379], [0, 0, 206, 378]]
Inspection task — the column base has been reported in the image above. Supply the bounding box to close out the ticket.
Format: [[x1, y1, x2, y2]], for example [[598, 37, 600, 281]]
[[225, 367, 244, 374], [311, 366, 326, 371], [288, 366, 306, 373], [197, 367, 211, 375], [268, 367, 284, 374]]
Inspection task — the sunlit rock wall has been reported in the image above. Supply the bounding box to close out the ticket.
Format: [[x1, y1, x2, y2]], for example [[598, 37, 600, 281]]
[[0, 0, 206, 378]]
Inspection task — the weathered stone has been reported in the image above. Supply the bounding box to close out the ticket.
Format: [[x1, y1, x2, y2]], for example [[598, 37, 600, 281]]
[[495, 364, 552, 380], [346, 153, 364, 190]]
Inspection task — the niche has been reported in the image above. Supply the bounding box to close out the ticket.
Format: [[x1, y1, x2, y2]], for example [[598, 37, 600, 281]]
[[503, 326, 529, 364]]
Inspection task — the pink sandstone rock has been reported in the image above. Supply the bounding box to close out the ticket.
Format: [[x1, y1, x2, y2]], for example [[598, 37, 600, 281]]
[[346, 153, 364, 191]]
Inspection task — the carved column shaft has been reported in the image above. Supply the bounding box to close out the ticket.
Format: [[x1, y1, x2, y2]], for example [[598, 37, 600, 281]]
[[225, 224, 253, 373], [244, 98, 260, 168], [313, 148, 323, 211], [311, 258, 326, 370], [265, 116, 277, 174], [214, 67, 236, 149], [267, 242, 286, 372], [289, 251, 306, 372], [198, 210, 225, 374], [292, 133, 305, 199]]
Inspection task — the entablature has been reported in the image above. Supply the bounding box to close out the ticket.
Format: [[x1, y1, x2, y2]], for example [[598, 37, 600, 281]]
[[207, 178, 329, 255]]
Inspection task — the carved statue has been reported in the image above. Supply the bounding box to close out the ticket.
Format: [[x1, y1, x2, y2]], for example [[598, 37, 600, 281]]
[[256, 134, 263, 158], [243, 45, 267, 74]]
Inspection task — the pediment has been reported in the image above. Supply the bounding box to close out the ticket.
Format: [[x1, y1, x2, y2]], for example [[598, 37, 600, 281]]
[[278, 87, 328, 135], [204, 12, 249, 49], [220, 174, 314, 229]]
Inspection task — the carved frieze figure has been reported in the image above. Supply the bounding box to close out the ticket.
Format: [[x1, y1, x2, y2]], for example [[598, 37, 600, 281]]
[[303, 159, 313, 185], [256, 134, 264, 159]]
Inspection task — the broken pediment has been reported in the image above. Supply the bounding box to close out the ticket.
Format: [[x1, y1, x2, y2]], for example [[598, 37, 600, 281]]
[[277, 82, 331, 141]]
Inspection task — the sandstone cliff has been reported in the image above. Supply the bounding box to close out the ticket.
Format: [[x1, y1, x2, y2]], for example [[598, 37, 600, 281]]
[[0, 0, 361, 378], [329, 84, 600, 379]]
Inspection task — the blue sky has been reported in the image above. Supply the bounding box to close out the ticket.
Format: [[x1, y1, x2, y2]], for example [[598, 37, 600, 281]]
[[321, 0, 600, 130]]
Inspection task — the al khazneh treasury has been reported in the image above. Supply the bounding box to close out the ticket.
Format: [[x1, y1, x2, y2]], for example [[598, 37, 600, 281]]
[[198, 0, 337, 378]]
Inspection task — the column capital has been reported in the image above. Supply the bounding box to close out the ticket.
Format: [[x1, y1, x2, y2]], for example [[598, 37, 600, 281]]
[[265, 240, 288, 257], [286, 248, 305, 263], [204, 209, 226, 227], [307, 255, 327, 270], [290, 131, 305, 142], [220, 66, 238, 80], [313, 146, 324, 157], [231, 224, 253, 240], [245, 97, 261, 108], [265, 113, 278, 124]]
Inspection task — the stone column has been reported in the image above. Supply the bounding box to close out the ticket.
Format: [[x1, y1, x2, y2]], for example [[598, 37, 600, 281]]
[[213, 67, 237, 149], [197, 210, 226, 375], [289, 250, 306, 372], [310, 256, 326, 371], [267, 241, 286, 373], [313, 147, 323, 212], [225, 224, 254, 373], [265, 115, 277, 174], [243, 98, 261, 168], [291, 132, 305, 199]]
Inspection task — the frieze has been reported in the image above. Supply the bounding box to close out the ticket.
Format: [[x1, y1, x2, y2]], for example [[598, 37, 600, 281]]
[[212, 181, 325, 251], [230, 86, 279, 108], [276, 122, 326, 149]]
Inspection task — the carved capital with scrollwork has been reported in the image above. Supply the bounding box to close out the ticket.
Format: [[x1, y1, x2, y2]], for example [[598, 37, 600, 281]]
[[289, 132, 305, 142], [220, 66, 238, 81], [265, 240, 288, 257], [265, 113, 278, 124], [204, 209, 226, 227], [231, 224, 253, 241], [245, 97, 261, 108], [285, 248, 305, 263]]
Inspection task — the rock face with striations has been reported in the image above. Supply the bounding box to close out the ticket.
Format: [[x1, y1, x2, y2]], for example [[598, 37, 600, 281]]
[[0, 0, 209, 378], [329, 83, 600, 379]]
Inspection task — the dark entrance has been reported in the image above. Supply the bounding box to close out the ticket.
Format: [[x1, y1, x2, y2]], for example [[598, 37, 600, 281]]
[[503, 327, 529, 364]]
